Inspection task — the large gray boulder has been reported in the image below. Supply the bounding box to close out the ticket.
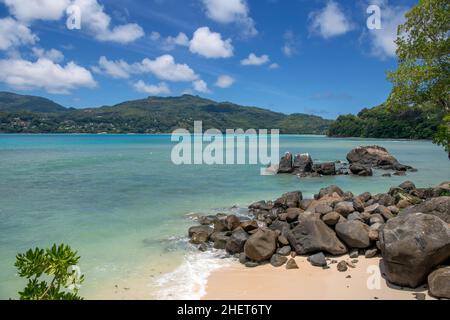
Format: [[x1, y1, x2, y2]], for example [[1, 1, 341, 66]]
[[379, 213, 450, 288], [347, 145, 412, 171], [428, 267, 450, 299], [349, 164, 373, 176], [278, 152, 293, 173], [400, 197, 450, 223], [293, 154, 313, 174], [188, 225, 214, 244], [313, 162, 336, 176], [275, 191, 303, 208], [226, 227, 249, 254], [317, 185, 344, 199], [244, 229, 278, 262], [287, 214, 347, 256], [335, 220, 371, 249]]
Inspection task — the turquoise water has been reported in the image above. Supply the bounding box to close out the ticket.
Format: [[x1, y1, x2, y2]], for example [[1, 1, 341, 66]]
[[0, 134, 449, 299]]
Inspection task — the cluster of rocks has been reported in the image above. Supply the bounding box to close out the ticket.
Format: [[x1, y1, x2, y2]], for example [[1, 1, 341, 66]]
[[188, 181, 450, 299], [277, 145, 416, 177]]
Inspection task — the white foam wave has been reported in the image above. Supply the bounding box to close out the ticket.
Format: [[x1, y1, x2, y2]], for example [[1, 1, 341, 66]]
[[154, 249, 234, 300]]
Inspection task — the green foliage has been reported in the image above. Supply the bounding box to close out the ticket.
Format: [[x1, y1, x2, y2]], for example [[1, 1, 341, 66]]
[[386, 0, 449, 111], [386, 0, 449, 155], [433, 114, 450, 158], [328, 103, 442, 139], [0, 93, 332, 134], [14, 244, 84, 300]]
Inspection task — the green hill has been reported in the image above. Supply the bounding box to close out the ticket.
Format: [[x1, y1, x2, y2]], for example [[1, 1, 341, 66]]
[[327, 103, 443, 139], [0, 92, 66, 113], [0, 92, 332, 134]]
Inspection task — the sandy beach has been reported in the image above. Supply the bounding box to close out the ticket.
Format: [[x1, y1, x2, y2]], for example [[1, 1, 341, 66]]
[[204, 255, 433, 300]]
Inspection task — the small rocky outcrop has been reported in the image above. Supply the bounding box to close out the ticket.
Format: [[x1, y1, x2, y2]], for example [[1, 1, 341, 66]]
[[349, 164, 373, 176], [187, 180, 449, 291], [292, 154, 313, 174], [379, 213, 450, 288], [278, 152, 294, 173], [347, 145, 415, 172]]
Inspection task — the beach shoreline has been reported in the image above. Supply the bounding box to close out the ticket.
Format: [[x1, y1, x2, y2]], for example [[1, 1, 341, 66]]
[[203, 255, 433, 300]]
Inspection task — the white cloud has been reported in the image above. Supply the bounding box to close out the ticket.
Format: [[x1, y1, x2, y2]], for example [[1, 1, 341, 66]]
[[72, 0, 144, 44], [215, 75, 235, 88], [365, 1, 407, 58], [94, 55, 198, 82], [0, 58, 96, 94], [133, 80, 170, 95], [139, 55, 198, 82], [94, 23, 145, 44], [3, 0, 145, 44], [241, 53, 270, 66], [0, 17, 38, 51], [189, 27, 234, 59], [202, 0, 257, 37], [2, 0, 70, 22], [309, 1, 353, 39], [92, 56, 132, 79], [150, 31, 161, 41], [193, 79, 211, 93], [269, 63, 280, 69], [32, 47, 64, 63], [161, 32, 190, 51]]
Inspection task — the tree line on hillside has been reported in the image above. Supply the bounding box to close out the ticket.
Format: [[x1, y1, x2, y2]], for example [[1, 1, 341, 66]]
[[328, 103, 443, 140]]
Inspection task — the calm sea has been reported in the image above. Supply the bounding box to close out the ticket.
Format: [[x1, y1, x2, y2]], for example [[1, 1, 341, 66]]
[[0, 134, 449, 299]]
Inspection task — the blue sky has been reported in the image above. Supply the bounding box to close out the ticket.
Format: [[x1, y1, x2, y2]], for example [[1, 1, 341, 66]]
[[0, 0, 417, 118]]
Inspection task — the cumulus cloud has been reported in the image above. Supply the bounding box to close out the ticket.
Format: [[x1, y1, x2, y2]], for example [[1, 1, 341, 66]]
[[0, 58, 96, 94], [133, 80, 170, 95], [193, 79, 211, 93], [0, 17, 38, 51], [240, 53, 270, 66], [2, 0, 144, 44], [202, 0, 257, 37], [215, 75, 235, 88], [139, 55, 198, 82], [72, 0, 144, 44], [92, 56, 133, 79], [93, 55, 198, 82], [32, 47, 64, 62], [161, 32, 190, 51], [189, 27, 234, 58], [365, 1, 407, 58], [2, 0, 70, 22], [309, 1, 353, 39]]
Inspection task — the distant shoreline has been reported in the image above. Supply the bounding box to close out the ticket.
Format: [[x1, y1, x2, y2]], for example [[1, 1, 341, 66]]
[[0, 133, 433, 142]]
